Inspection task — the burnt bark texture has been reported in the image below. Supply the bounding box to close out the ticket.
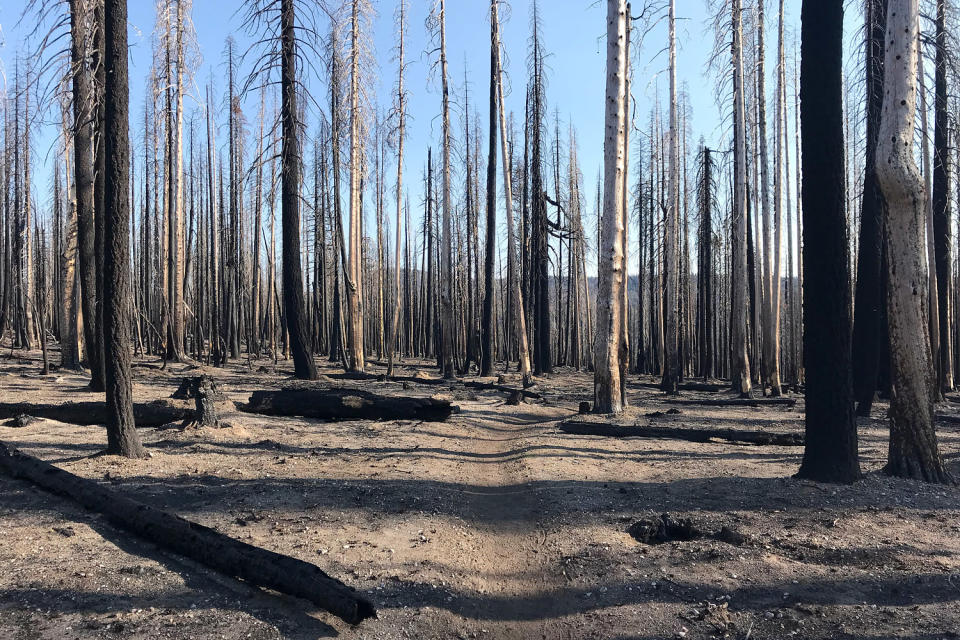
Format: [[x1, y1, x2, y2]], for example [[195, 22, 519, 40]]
[[0, 442, 375, 624], [281, 0, 318, 380], [852, 0, 888, 417], [102, 0, 146, 458], [243, 387, 454, 422], [795, 0, 861, 483]]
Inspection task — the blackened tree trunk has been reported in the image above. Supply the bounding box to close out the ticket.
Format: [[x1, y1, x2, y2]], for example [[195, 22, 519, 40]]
[[70, 0, 101, 387], [852, 0, 888, 416], [697, 146, 714, 379], [932, 0, 953, 393], [93, 1, 107, 390], [280, 0, 318, 380], [481, 0, 498, 378], [795, 0, 861, 483], [102, 0, 146, 458]]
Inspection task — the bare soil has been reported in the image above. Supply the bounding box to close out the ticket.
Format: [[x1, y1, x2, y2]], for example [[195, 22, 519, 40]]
[[1, 348, 959, 640]]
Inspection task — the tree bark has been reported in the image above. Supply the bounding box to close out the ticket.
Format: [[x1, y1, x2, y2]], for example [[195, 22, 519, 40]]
[[481, 0, 498, 378], [876, 0, 950, 483], [243, 387, 453, 422], [594, 0, 628, 414], [102, 0, 146, 458], [0, 442, 375, 624], [730, 0, 753, 397], [661, 0, 680, 394], [794, 0, 860, 483], [280, 0, 318, 380]]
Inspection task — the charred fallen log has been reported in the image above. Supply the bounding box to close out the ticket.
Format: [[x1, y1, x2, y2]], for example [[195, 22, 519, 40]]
[[0, 401, 191, 427], [0, 442, 376, 624], [558, 420, 803, 446], [242, 387, 454, 422]]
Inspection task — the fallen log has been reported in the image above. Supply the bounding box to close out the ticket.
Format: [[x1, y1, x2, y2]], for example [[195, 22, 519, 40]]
[[0, 401, 191, 428], [664, 397, 797, 408], [462, 381, 541, 399], [325, 371, 540, 399], [558, 420, 804, 446], [0, 442, 375, 624], [634, 381, 729, 393], [242, 387, 453, 422]]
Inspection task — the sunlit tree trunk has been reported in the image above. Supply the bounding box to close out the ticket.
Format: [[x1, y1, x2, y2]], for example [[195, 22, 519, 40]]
[[594, 0, 628, 414], [876, 0, 950, 483]]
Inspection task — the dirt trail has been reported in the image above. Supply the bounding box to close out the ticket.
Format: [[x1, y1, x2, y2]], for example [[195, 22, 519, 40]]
[[451, 406, 568, 638], [1, 353, 960, 639]]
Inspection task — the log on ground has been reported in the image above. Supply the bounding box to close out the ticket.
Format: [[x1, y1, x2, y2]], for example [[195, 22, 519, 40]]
[[242, 388, 453, 422], [664, 397, 797, 408], [558, 420, 803, 446], [634, 381, 729, 393], [0, 442, 376, 624], [0, 401, 192, 427]]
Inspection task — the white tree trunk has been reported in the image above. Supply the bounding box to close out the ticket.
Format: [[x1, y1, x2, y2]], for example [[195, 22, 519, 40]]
[[594, 0, 628, 414], [877, 0, 949, 482]]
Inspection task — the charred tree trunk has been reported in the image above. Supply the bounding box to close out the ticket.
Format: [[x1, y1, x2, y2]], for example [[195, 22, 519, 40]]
[[279, 0, 318, 380], [852, 0, 888, 416], [795, 0, 860, 483], [102, 0, 146, 458]]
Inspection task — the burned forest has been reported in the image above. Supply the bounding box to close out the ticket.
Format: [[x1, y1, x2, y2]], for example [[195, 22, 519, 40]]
[[2, 0, 960, 638]]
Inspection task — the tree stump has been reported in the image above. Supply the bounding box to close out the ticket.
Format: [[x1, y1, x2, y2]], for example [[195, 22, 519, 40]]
[[176, 376, 224, 429]]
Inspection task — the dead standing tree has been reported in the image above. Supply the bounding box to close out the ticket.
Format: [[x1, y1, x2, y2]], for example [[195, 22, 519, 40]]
[[102, 0, 147, 458], [426, 0, 456, 379], [595, 0, 629, 415], [386, 0, 407, 377], [795, 0, 860, 483], [876, 0, 950, 483], [241, 0, 320, 379]]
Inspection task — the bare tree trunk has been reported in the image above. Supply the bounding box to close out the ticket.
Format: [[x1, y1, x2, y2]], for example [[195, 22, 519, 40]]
[[280, 0, 317, 380], [795, 0, 860, 483], [918, 46, 941, 398], [731, 0, 752, 397], [386, 1, 406, 377], [594, 0, 628, 414], [876, 0, 950, 483], [346, 0, 365, 373], [438, 0, 455, 379], [493, 4, 531, 383], [102, 0, 146, 458], [932, 0, 953, 392], [481, 0, 498, 378], [661, 0, 680, 394]]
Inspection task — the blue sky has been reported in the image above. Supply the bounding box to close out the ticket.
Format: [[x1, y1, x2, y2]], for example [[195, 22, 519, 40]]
[[0, 0, 817, 260]]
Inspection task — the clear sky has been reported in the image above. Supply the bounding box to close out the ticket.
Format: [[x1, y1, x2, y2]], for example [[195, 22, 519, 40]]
[[0, 0, 819, 257]]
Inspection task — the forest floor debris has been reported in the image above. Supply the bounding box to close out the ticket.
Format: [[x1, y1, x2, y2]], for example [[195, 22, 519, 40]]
[[1, 348, 959, 639]]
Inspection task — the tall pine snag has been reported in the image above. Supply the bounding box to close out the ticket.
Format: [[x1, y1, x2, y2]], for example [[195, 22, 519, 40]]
[[594, 0, 628, 414], [852, 0, 889, 416], [70, 0, 103, 390], [795, 0, 860, 483], [876, 0, 950, 483], [932, 0, 953, 393], [481, 0, 498, 378], [661, 0, 679, 394], [102, 0, 146, 458], [279, 0, 318, 380]]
